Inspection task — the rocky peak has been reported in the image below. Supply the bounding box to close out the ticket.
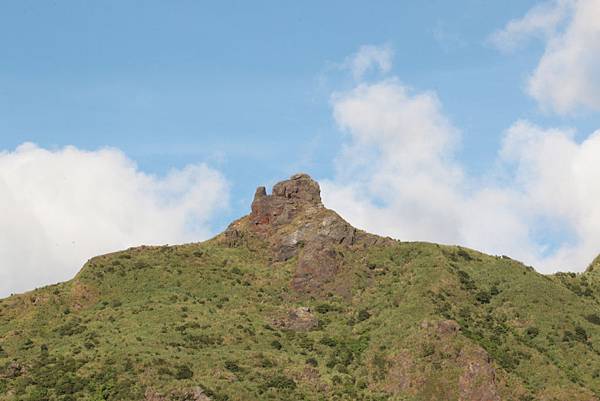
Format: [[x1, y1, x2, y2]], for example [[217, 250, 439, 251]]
[[250, 173, 322, 227], [221, 173, 391, 295], [271, 173, 322, 204]]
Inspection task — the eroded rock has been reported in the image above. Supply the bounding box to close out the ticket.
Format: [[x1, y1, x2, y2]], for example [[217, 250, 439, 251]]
[[273, 306, 319, 331], [458, 347, 501, 401], [219, 173, 392, 296]]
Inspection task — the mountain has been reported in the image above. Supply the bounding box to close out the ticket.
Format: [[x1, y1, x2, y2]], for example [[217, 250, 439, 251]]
[[1, 174, 600, 401]]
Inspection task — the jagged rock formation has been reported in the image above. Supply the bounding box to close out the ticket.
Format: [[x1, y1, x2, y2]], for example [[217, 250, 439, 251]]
[[220, 173, 392, 294]]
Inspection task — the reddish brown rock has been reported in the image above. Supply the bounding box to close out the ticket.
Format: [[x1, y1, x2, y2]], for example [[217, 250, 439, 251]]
[[219, 173, 393, 296], [273, 306, 319, 331], [458, 347, 501, 401]]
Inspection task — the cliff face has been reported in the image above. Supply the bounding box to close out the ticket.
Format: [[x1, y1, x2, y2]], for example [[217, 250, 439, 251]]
[[1, 174, 600, 401]]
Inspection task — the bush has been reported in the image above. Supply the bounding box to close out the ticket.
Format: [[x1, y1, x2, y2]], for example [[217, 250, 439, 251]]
[[315, 303, 333, 314], [525, 326, 539, 339], [306, 357, 318, 367], [133, 260, 150, 269], [457, 270, 476, 291], [574, 326, 588, 343], [585, 313, 600, 325], [175, 364, 193, 380], [475, 290, 491, 304], [224, 360, 240, 372], [456, 248, 473, 261], [421, 343, 435, 357], [320, 336, 337, 347], [357, 309, 371, 322], [263, 375, 296, 390], [270, 340, 283, 350], [56, 319, 87, 337]]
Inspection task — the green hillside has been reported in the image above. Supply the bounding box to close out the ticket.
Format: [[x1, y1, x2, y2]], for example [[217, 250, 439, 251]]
[[1, 174, 600, 401]]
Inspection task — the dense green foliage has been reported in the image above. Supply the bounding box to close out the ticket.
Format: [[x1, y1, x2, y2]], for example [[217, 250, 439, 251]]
[[1, 238, 600, 400]]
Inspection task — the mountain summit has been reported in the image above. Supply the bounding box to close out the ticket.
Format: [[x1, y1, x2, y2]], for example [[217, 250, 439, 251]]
[[1, 174, 600, 401], [220, 174, 389, 294]]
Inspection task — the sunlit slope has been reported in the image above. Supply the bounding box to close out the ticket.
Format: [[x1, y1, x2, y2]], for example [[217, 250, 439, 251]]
[[1, 174, 599, 401]]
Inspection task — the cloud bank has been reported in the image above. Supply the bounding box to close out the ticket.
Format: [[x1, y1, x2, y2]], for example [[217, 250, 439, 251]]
[[491, 0, 600, 114], [322, 45, 600, 273], [0, 143, 228, 297]]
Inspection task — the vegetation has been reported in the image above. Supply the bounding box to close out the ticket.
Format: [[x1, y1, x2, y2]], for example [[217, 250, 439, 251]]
[[1, 191, 600, 400]]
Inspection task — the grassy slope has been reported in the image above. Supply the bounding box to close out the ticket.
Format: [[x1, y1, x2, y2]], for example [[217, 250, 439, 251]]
[[1, 236, 600, 401]]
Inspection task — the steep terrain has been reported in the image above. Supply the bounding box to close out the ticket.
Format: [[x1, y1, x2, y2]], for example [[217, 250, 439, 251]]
[[1, 174, 600, 401]]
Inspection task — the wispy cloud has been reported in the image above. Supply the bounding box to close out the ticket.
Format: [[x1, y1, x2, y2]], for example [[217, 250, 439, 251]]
[[342, 44, 394, 80]]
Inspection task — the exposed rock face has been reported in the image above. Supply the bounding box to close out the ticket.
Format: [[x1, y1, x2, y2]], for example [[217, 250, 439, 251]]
[[250, 173, 323, 229], [384, 320, 501, 401], [0, 361, 24, 379], [273, 306, 319, 331], [458, 347, 501, 401], [221, 173, 392, 295]]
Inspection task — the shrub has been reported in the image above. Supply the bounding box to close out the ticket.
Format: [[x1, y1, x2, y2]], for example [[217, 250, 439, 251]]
[[475, 290, 491, 304], [525, 326, 539, 339], [175, 364, 193, 380], [263, 375, 296, 390], [574, 326, 588, 343], [357, 309, 371, 322], [306, 357, 318, 367], [270, 340, 283, 350], [456, 248, 473, 261], [315, 303, 333, 314], [457, 270, 476, 291], [421, 343, 435, 357], [563, 330, 575, 342], [224, 360, 240, 372], [585, 313, 600, 325], [133, 260, 150, 269], [320, 336, 337, 347]]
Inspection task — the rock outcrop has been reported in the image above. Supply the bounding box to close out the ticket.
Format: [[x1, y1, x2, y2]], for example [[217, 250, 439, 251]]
[[220, 173, 392, 295], [272, 306, 319, 331]]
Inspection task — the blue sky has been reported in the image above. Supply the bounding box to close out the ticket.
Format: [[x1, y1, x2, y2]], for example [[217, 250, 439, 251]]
[[2, 0, 600, 295], [0, 1, 548, 190]]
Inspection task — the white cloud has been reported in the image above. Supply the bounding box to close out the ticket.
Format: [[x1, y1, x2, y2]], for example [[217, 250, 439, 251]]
[[343, 44, 393, 80], [489, 0, 573, 52], [501, 121, 600, 270], [0, 143, 228, 297], [491, 0, 600, 114], [322, 55, 600, 273]]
